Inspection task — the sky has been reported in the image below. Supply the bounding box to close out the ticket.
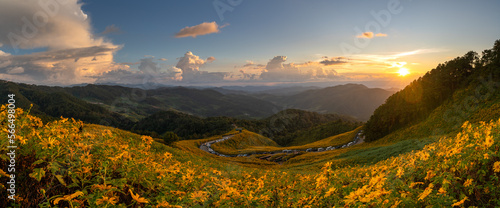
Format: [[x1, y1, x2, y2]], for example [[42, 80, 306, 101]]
[[0, 0, 499, 89]]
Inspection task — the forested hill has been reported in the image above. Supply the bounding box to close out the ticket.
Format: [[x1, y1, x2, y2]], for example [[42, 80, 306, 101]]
[[0, 81, 361, 144], [365, 39, 500, 142], [0, 81, 134, 129], [62, 84, 281, 120], [131, 108, 361, 145]]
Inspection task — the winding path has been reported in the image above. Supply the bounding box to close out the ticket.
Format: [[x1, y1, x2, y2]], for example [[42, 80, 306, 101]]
[[199, 130, 365, 158]]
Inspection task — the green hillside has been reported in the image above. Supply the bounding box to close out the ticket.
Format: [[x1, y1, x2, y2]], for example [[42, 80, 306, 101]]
[[211, 130, 280, 155], [365, 39, 500, 142]]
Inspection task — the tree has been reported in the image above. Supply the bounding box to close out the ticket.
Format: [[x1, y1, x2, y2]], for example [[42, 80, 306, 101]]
[[161, 132, 180, 144]]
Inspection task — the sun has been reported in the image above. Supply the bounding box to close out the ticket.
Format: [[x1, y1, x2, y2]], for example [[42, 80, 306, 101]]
[[397, 68, 410, 76]]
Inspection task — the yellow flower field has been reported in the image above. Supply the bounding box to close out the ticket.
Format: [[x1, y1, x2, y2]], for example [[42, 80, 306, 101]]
[[1, 105, 500, 207]]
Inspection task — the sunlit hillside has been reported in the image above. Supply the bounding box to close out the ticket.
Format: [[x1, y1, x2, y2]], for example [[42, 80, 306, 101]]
[[1, 99, 500, 207]]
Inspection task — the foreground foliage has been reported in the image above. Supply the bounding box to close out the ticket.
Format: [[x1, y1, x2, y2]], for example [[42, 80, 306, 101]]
[[1, 105, 500, 207]]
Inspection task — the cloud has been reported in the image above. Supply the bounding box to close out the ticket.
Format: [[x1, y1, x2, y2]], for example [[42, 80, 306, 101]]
[[243, 60, 254, 67], [0, 45, 125, 85], [259, 56, 339, 82], [93, 58, 183, 85], [175, 51, 226, 82], [0, 49, 10, 57], [0, 0, 105, 50], [176, 51, 206, 74], [0, 0, 125, 85], [357, 32, 374, 39], [175, 22, 222, 38], [101, 24, 122, 35], [239, 69, 257, 80], [206, 56, 216, 63], [320, 57, 348, 66], [158, 58, 167, 61], [8, 66, 24, 74], [356, 32, 387, 39], [138, 57, 160, 74]]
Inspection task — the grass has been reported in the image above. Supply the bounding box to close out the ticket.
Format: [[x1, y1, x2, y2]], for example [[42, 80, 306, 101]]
[[210, 130, 279, 155], [3, 82, 500, 207], [2, 93, 500, 207]]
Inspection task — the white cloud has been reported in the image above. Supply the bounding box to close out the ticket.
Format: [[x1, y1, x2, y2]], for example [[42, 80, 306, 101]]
[[0, 0, 124, 85], [0, 45, 125, 85], [0, 0, 104, 50], [0, 49, 10, 57], [175, 22, 222, 38], [259, 56, 339, 82], [175, 51, 226, 82], [94, 52, 223, 84]]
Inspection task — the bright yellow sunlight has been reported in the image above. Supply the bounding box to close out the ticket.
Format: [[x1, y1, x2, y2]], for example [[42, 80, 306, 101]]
[[398, 68, 410, 76]]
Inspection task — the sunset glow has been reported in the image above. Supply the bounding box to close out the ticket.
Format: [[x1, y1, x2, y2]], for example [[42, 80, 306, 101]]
[[0, 0, 498, 90], [398, 68, 410, 76]]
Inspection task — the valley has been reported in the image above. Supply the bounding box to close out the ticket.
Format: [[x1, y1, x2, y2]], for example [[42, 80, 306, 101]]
[[198, 130, 364, 162], [1, 39, 500, 207]]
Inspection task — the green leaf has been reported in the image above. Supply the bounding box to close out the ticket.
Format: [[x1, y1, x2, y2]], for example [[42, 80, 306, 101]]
[[0, 154, 9, 161], [55, 175, 67, 186], [32, 159, 45, 166], [29, 168, 46, 182]]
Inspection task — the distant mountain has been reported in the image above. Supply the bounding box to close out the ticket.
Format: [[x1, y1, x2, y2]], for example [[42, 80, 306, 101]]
[[258, 84, 395, 121], [0, 81, 281, 121], [61, 85, 280, 120], [0, 81, 133, 129]]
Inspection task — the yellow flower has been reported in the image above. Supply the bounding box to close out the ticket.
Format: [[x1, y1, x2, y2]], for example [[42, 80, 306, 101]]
[[324, 187, 337, 197], [40, 136, 59, 149], [53, 191, 84, 205], [484, 153, 490, 160], [493, 161, 500, 173], [92, 184, 113, 190], [0, 169, 10, 177], [418, 183, 434, 201], [142, 135, 154, 146], [425, 170, 435, 181], [129, 189, 149, 204], [463, 179, 473, 187], [391, 200, 401, 208], [164, 152, 173, 160], [260, 194, 270, 202], [190, 191, 208, 203], [95, 196, 118, 205], [155, 200, 171, 208], [484, 135, 494, 149], [315, 174, 328, 189], [451, 196, 468, 207], [438, 187, 446, 195], [396, 168, 404, 178]]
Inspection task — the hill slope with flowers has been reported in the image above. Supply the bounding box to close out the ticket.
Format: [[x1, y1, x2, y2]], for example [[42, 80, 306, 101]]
[[1, 87, 500, 207]]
